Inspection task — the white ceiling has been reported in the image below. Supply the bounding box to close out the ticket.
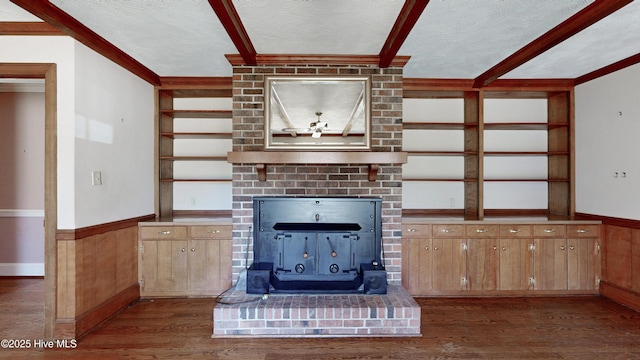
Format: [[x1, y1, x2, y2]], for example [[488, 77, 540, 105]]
[[2, 0, 640, 80]]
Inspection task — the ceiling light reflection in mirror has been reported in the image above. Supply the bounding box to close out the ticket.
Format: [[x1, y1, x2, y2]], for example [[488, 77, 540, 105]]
[[264, 76, 371, 150]]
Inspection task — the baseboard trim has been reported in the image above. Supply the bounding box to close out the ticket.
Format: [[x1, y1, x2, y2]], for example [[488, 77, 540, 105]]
[[0, 263, 45, 276], [599, 281, 640, 313], [55, 283, 140, 339]]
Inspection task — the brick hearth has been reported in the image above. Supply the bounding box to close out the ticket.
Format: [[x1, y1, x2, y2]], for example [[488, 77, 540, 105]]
[[213, 285, 421, 337]]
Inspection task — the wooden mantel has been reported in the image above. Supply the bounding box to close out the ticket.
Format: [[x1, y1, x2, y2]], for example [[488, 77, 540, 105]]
[[227, 151, 408, 181]]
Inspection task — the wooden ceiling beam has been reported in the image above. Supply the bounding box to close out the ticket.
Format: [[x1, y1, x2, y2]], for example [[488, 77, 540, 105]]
[[0, 21, 64, 35], [379, 0, 430, 68], [473, 0, 633, 88], [208, 0, 257, 66], [10, 0, 160, 85], [575, 52, 640, 85]]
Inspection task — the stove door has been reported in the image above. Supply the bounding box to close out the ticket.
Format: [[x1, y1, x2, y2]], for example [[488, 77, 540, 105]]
[[281, 233, 317, 276], [317, 232, 356, 276]]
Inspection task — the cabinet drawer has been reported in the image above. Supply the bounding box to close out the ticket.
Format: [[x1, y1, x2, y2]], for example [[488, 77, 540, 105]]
[[466, 224, 499, 238], [533, 224, 566, 238], [499, 225, 532, 238], [402, 224, 431, 238], [140, 226, 188, 239], [432, 224, 464, 238], [567, 224, 600, 238], [190, 225, 232, 239]]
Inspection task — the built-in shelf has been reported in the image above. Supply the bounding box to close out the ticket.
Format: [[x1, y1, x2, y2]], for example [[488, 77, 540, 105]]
[[159, 109, 232, 118], [227, 151, 408, 181], [403, 122, 477, 130], [160, 132, 232, 139]]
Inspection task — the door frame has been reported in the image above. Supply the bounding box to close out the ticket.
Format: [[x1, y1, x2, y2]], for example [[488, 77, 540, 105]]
[[0, 63, 57, 339]]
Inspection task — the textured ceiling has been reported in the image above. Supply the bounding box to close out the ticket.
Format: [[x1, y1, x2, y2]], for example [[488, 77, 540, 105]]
[[2, 0, 640, 81]]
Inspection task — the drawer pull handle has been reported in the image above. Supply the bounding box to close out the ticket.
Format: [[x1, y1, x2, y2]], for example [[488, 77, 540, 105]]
[[509, 229, 521, 234], [407, 228, 418, 232], [442, 229, 452, 233], [576, 229, 589, 233], [543, 229, 555, 233], [159, 230, 171, 235], [476, 229, 488, 233], [211, 230, 221, 234]]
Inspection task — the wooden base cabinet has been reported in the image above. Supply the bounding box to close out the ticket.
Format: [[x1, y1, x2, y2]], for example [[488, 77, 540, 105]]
[[402, 221, 600, 296], [139, 224, 232, 297]]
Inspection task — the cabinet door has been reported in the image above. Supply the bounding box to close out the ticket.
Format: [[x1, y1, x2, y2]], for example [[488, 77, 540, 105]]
[[498, 238, 533, 291], [188, 239, 233, 293], [140, 239, 188, 293], [432, 238, 467, 291], [403, 237, 433, 295], [567, 238, 599, 291], [467, 238, 499, 291], [533, 238, 567, 290]]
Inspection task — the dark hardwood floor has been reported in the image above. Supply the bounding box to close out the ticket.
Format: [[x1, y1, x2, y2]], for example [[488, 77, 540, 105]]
[[1, 278, 640, 359]]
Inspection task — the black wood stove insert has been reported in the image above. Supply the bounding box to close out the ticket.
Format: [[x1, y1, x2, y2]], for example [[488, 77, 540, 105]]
[[246, 197, 387, 295]]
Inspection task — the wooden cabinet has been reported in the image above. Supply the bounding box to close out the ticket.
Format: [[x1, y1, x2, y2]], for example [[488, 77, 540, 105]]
[[402, 224, 467, 294], [499, 237, 534, 291], [402, 225, 432, 294], [466, 224, 499, 291], [533, 225, 568, 290], [139, 223, 232, 297], [566, 225, 600, 291], [402, 220, 600, 296]]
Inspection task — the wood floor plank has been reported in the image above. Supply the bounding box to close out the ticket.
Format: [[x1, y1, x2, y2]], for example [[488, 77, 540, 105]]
[[1, 278, 639, 359]]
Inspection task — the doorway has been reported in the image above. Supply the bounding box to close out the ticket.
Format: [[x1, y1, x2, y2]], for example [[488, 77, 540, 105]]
[[0, 63, 57, 339]]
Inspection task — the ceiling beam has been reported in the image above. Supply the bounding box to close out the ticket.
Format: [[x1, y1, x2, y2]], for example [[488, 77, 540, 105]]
[[575, 52, 640, 85], [379, 0, 430, 68], [0, 21, 64, 35], [208, 0, 257, 66], [10, 0, 160, 85], [473, 0, 633, 88], [225, 54, 410, 67]]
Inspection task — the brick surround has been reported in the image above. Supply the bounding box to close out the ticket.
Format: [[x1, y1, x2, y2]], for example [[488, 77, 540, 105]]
[[220, 63, 416, 337], [230, 64, 405, 285]]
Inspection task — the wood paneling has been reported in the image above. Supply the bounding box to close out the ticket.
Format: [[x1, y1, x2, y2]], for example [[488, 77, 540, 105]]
[[603, 225, 632, 288], [54, 224, 141, 339]]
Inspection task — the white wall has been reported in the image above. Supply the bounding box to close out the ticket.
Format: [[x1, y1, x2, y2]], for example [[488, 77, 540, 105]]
[[0, 36, 76, 228], [73, 42, 155, 227], [0, 36, 155, 229], [575, 63, 640, 220]]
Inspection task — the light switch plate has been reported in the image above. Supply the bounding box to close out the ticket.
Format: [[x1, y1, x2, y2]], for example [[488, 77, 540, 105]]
[[92, 171, 102, 186]]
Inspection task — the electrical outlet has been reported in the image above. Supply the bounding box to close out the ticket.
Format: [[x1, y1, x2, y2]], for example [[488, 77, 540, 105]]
[[91, 171, 102, 186]]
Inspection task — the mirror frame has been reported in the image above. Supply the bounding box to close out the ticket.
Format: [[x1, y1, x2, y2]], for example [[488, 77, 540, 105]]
[[264, 75, 371, 151]]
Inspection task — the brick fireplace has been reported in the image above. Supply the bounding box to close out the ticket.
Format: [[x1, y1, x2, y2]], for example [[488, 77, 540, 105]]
[[229, 64, 405, 284], [214, 63, 419, 337]]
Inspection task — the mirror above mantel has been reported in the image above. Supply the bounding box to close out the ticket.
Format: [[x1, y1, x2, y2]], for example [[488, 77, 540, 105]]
[[264, 75, 371, 150]]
